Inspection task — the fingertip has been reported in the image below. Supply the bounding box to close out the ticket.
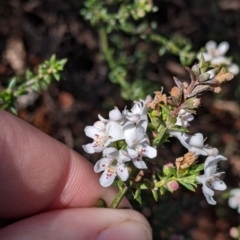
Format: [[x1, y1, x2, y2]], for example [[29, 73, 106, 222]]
[[0, 110, 131, 219], [0, 208, 152, 240]]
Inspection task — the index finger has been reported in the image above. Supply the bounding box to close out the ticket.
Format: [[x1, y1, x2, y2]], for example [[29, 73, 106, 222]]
[[0, 110, 130, 219]]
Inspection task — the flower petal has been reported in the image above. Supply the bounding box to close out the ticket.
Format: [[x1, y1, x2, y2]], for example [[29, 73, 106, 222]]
[[123, 121, 137, 146], [132, 156, 148, 169], [202, 184, 216, 205], [117, 164, 129, 181], [109, 108, 123, 121], [84, 126, 101, 139], [230, 188, 240, 196], [125, 114, 141, 123], [210, 179, 226, 191], [170, 131, 189, 149], [192, 147, 218, 156], [202, 147, 219, 156], [137, 119, 148, 132], [228, 197, 239, 209], [92, 141, 106, 152], [94, 158, 111, 172], [99, 168, 116, 187], [98, 114, 108, 123], [127, 148, 138, 158], [107, 121, 124, 142], [82, 143, 95, 154], [204, 155, 227, 177], [206, 40, 217, 53], [189, 133, 204, 148], [202, 183, 214, 197], [103, 147, 117, 158], [118, 150, 131, 163], [211, 56, 230, 65], [141, 144, 157, 159], [207, 69, 216, 78], [201, 53, 212, 62], [229, 63, 239, 75], [205, 195, 217, 205], [131, 103, 142, 115], [217, 41, 229, 55], [136, 126, 146, 142], [93, 121, 106, 130]]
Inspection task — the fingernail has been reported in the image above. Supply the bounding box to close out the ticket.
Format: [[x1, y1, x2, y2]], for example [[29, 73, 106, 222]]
[[95, 221, 152, 240]]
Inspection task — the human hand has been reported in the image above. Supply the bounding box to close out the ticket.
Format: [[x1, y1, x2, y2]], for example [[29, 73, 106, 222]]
[[0, 110, 152, 240]]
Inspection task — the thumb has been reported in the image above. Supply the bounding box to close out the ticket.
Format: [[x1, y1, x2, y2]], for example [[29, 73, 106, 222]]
[[0, 208, 152, 240]]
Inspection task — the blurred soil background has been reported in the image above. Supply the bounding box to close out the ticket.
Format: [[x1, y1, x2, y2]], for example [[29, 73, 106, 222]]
[[1, 0, 240, 239]]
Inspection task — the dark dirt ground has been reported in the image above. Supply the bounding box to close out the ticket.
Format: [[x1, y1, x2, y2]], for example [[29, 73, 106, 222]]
[[1, 0, 240, 239]]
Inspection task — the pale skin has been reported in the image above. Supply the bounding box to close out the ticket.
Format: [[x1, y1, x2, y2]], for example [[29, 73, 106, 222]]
[[0, 110, 152, 240]]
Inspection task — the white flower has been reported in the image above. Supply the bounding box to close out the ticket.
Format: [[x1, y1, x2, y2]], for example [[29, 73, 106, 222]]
[[123, 120, 157, 169], [228, 63, 240, 75], [170, 131, 218, 156], [228, 189, 240, 213], [82, 120, 124, 154], [175, 109, 194, 127], [123, 95, 152, 123], [204, 41, 229, 61], [94, 147, 131, 187], [98, 107, 125, 124], [197, 40, 239, 76], [196, 154, 227, 205]]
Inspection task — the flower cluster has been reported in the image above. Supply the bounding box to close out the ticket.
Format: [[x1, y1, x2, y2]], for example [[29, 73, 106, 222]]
[[170, 129, 227, 205], [83, 97, 157, 187], [197, 40, 239, 77], [83, 59, 233, 206]]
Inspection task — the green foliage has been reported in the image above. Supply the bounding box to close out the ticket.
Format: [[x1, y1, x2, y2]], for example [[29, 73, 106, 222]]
[[80, 0, 197, 101], [153, 162, 203, 198], [0, 55, 67, 114], [133, 188, 142, 204], [98, 198, 107, 208]]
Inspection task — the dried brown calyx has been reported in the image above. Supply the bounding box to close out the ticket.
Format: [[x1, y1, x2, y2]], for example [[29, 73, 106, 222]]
[[175, 152, 198, 170]]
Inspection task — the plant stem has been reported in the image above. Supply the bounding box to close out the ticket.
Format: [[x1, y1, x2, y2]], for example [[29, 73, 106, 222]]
[[110, 185, 129, 209], [99, 28, 111, 63]]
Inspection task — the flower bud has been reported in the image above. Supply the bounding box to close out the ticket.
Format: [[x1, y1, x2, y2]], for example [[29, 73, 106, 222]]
[[167, 180, 179, 192], [191, 64, 200, 76], [163, 162, 174, 176], [229, 227, 239, 239], [199, 72, 210, 82]]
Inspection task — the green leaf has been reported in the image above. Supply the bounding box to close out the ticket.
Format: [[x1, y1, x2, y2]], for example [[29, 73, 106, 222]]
[[50, 54, 56, 63], [133, 188, 142, 204], [10, 105, 18, 115], [169, 125, 188, 132], [53, 73, 60, 81], [179, 175, 197, 183], [59, 58, 68, 66], [151, 189, 158, 201], [139, 183, 148, 190], [153, 124, 167, 146], [168, 167, 177, 177], [177, 168, 189, 177], [199, 54, 210, 73], [159, 186, 166, 195], [156, 172, 162, 180], [178, 181, 196, 192], [8, 78, 17, 90], [98, 198, 107, 208], [31, 84, 40, 92], [191, 163, 204, 173]]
